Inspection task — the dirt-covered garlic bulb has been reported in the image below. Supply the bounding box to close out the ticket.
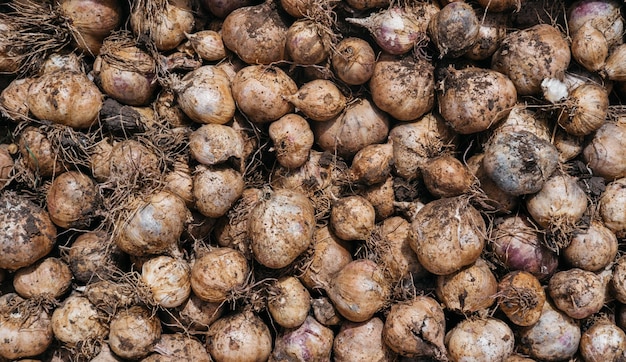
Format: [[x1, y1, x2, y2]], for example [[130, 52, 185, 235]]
[[525, 173, 588, 233], [248, 188, 315, 269], [383, 296, 447, 360], [141, 255, 191, 308], [51, 295, 109, 345], [492, 24, 571, 95], [115, 190, 189, 256], [517, 302, 581, 361], [95, 32, 158, 106], [286, 19, 332, 65], [174, 65, 236, 125], [13, 257, 72, 299], [436, 258, 498, 314], [299, 225, 353, 291], [193, 165, 244, 219], [483, 130, 559, 196], [599, 178, 626, 238], [497, 271, 546, 327], [331, 37, 376, 86], [191, 247, 249, 303], [0, 77, 34, 122], [189, 124, 244, 166], [109, 305, 162, 360], [130, 0, 195, 51], [326, 259, 390, 322], [207, 310, 272, 362], [347, 4, 436, 56], [314, 98, 389, 160], [410, 196, 486, 275], [334, 317, 397, 362], [389, 112, 457, 181], [46, 171, 100, 229], [429, 2, 480, 58], [348, 143, 393, 186], [267, 276, 311, 329], [579, 317, 626, 362], [69, 231, 125, 283], [558, 82, 609, 136], [268, 114, 315, 169], [422, 154, 474, 198], [271, 315, 334, 361], [490, 214, 558, 281], [283, 79, 347, 122], [27, 70, 102, 128], [330, 195, 376, 241], [186, 30, 227, 61], [571, 22, 609, 72], [437, 67, 517, 134], [583, 117, 626, 180], [445, 317, 515, 361], [0, 294, 54, 360], [58, 0, 123, 55], [107, 139, 160, 183], [568, 0, 624, 48], [0, 192, 57, 271], [548, 268, 605, 319], [564, 220, 618, 272], [231, 65, 297, 124], [465, 11, 509, 60], [369, 55, 435, 121], [221, 1, 289, 65]]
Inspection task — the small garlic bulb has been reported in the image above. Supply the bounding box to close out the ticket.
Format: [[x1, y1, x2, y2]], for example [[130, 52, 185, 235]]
[[571, 22, 609, 72], [185, 30, 227, 62], [141, 255, 191, 308], [558, 82, 609, 136]]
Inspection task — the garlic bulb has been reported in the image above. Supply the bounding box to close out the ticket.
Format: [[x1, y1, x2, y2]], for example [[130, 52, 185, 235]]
[[175, 65, 236, 124]]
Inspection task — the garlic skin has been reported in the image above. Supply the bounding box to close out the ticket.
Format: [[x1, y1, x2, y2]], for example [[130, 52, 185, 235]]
[[541, 78, 569, 103]]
